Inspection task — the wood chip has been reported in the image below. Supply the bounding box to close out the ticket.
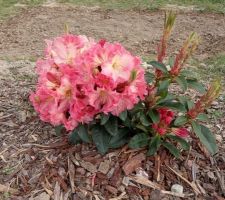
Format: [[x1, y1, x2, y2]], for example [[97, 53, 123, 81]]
[[122, 153, 145, 175], [98, 160, 110, 174], [53, 181, 61, 200], [0, 183, 18, 194], [105, 185, 118, 195], [109, 192, 127, 200], [68, 157, 75, 193], [80, 161, 97, 173]]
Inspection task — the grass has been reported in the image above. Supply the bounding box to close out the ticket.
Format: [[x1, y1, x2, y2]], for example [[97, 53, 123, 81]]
[[190, 53, 225, 82], [1, 0, 225, 20], [0, 0, 45, 19]]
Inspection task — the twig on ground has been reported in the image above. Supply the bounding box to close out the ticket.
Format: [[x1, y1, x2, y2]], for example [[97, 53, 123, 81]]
[[166, 165, 201, 195], [129, 175, 161, 190]]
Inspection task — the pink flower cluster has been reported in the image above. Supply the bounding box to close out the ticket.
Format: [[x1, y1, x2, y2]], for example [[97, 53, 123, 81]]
[[152, 108, 189, 137], [30, 34, 147, 130]]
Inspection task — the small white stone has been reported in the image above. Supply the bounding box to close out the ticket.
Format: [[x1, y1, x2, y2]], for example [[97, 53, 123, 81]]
[[122, 177, 130, 187], [215, 134, 223, 143], [171, 184, 184, 194]]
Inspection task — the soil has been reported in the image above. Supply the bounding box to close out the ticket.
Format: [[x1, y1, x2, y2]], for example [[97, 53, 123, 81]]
[[0, 4, 225, 200], [0, 6, 225, 60]]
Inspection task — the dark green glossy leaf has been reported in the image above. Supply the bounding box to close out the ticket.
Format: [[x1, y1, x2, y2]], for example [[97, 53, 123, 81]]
[[130, 102, 144, 114], [162, 141, 180, 158], [54, 125, 64, 136], [109, 128, 130, 149], [119, 110, 127, 121], [68, 130, 81, 145], [167, 135, 190, 150], [158, 101, 186, 112], [174, 116, 188, 126], [104, 116, 118, 136], [175, 76, 187, 91], [77, 125, 91, 143], [128, 133, 149, 149], [136, 124, 148, 133], [157, 79, 170, 94], [187, 79, 206, 94], [140, 113, 150, 126], [191, 121, 218, 155], [148, 61, 168, 73], [92, 126, 111, 155], [147, 135, 161, 156], [148, 109, 160, 123], [100, 114, 110, 125], [123, 117, 132, 128], [177, 97, 194, 111], [145, 71, 155, 84], [157, 93, 176, 104]]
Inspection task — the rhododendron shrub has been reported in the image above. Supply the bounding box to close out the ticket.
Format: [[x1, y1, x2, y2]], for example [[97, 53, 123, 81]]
[[30, 12, 221, 157]]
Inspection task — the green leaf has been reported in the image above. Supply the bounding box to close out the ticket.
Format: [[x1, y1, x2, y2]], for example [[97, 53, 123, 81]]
[[187, 79, 206, 94], [100, 114, 110, 125], [191, 121, 218, 155], [77, 125, 91, 143], [196, 113, 209, 122], [130, 102, 144, 114], [109, 128, 130, 149], [140, 113, 150, 126], [157, 94, 176, 104], [128, 133, 150, 149], [177, 97, 194, 111], [68, 131, 81, 145], [148, 61, 168, 73], [145, 71, 155, 83], [148, 109, 160, 123], [92, 126, 111, 154], [147, 135, 161, 156], [136, 124, 148, 133], [167, 135, 190, 150], [174, 116, 188, 126], [186, 100, 195, 110], [123, 117, 132, 128], [158, 101, 186, 112], [54, 125, 64, 136], [175, 76, 187, 91], [158, 79, 170, 94], [162, 141, 180, 158], [169, 57, 174, 67], [104, 116, 118, 136], [119, 110, 127, 121]]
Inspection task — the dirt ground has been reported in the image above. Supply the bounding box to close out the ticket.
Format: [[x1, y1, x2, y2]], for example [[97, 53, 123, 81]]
[[0, 5, 225, 60], [0, 3, 225, 200]]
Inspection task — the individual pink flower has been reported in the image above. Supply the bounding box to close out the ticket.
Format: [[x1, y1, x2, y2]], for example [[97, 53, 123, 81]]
[[45, 34, 95, 65]]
